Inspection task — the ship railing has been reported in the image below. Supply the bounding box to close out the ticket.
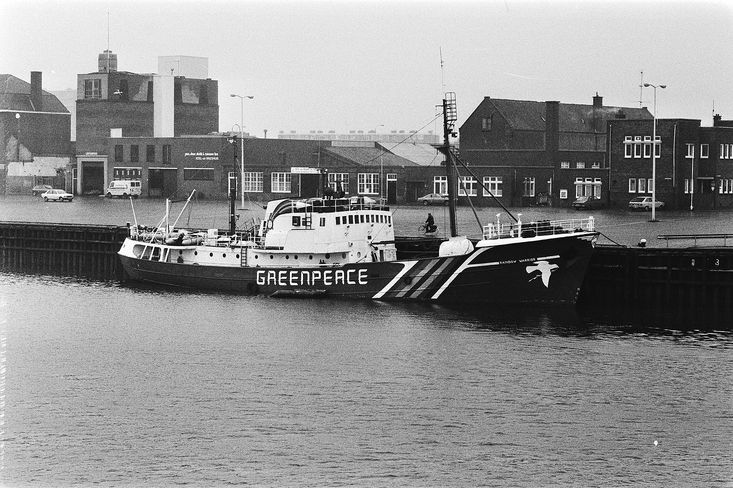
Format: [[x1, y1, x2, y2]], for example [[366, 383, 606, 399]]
[[657, 233, 733, 248], [482, 216, 595, 240]]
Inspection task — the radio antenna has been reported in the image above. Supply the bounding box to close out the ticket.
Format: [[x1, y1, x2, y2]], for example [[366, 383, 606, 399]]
[[638, 71, 644, 108], [439, 47, 446, 93], [106, 10, 110, 72]]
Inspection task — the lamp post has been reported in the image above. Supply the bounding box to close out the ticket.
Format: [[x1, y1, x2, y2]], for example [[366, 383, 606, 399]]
[[230, 93, 254, 208], [643, 82, 666, 222], [15, 113, 20, 161], [376, 124, 384, 199]]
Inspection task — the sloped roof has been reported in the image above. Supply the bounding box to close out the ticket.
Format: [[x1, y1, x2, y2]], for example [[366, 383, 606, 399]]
[[325, 146, 418, 168], [0, 74, 70, 113], [488, 98, 651, 132], [381, 142, 441, 167]]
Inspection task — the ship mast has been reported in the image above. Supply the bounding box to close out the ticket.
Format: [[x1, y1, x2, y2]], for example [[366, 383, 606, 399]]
[[442, 92, 458, 237]]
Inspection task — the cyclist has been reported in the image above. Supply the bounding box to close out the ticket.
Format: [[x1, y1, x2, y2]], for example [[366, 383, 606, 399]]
[[425, 213, 437, 233]]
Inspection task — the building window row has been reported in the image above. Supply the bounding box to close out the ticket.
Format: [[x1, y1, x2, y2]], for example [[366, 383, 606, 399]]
[[721, 144, 733, 159], [624, 135, 661, 159], [113, 167, 142, 180], [560, 161, 601, 169], [115, 144, 172, 163], [358, 173, 379, 195], [575, 178, 602, 199], [84, 79, 101, 99], [243, 171, 264, 193], [628, 178, 654, 193], [271, 172, 292, 193], [483, 176, 502, 197], [328, 173, 350, 194], [720, 178, 733, 194]]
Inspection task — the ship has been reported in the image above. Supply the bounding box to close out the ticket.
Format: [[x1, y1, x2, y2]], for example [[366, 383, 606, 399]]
[[118, 94, 599, 304]]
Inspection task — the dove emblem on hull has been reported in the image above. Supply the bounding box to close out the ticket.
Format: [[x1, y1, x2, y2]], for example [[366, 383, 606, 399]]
[[525, 260, 559, 288]]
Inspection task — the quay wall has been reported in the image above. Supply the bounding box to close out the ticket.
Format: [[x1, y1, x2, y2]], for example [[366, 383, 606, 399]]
[[1, 221, 732, 322]]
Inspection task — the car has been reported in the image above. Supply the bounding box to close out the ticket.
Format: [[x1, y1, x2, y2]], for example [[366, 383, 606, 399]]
[[41, 189, 74, 202], [572, 195, 597, 210], [417, 193, 449, 206], [628, 196, 664, 211], [31, 184, 52, 196]]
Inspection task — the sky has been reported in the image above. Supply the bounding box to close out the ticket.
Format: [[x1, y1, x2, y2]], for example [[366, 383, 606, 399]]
[[3, 0, 733, 138]]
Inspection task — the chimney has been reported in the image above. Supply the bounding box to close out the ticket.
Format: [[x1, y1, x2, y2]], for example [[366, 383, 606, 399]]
[[30, 71, 43, 111], [593, 92, 603, 109], [545, 101, 560, 163], [714, 114, 722, 126]]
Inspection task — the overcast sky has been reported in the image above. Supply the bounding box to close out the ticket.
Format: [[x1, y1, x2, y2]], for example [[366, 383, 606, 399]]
[[3, 0, 732, 138]]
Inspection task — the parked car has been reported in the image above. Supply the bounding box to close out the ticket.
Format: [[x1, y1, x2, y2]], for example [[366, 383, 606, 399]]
[[572, 196, 597, 210], [31, 184, 52, 196], [417, 193, 449, 205], [628, 196, 664, 211], [41, 189, 74, 202]]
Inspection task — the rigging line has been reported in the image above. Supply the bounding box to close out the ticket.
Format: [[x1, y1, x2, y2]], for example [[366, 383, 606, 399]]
[[446, 147, 518, 223], [452, 160, 484, 236], [357, 113, 443, 167]]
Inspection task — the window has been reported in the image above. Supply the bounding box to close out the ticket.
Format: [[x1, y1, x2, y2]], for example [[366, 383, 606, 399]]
[[593, 178, 602, 199], [719, 178, 733, 194], [643, 136, 652, 158], [721, 144, 733, 159], [162, 145, 171, 164], [575, 178, 584, 198], [560, 161, 570, 169], [559, 189, 568, 199], [271, 172, 292, 193], [482, 176, 502, 197], [481, 115, 493, 131], [624, 136, 633, 158], [84, 79, 101, 99], [433, 176, 448, 195], [118, 79, 128, 101], [591, 162, 601, 169], [114, 145, 123, 162], [130, 145, 139, 163], [647, 178, 654, 194], [243, 172, 263, 192], [686, 143, 695, 158], [146, 145, 155, 162], [701, 144, 709, 159], [358, 173, 379, 194], [328, 173, 349, 194], [684, 178, 692, 194], [638, 178, 647, 193], [654, 136, 661, 157], [183, 168, 214, 181], [576, 162, 585, 169], [200, 85, 208, 105], [523, 177, 535, 197], [634, 136, 642, 158], [629, 178, 637, 193], [458, 176, 477, 196], [113, 167, 141, 179]]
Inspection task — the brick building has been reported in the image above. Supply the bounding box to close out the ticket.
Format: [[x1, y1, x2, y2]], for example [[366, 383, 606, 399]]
[[0, 71, 72, 193], [75, 51, 218, 195], [458, 94, 652, 207], [107, 135, 418, 202], [607, 115, 733, 210]]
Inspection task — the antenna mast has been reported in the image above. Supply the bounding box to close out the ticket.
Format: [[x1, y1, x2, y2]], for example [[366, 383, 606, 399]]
[[106, 10, 110, 72], [638, 71, 644, 108], [439, 47, 445, 93]]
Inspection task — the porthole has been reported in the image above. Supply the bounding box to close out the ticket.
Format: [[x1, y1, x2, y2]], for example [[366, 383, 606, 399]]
[[210, 252, 214, 257], [270, 255, 274, 259], [325, 253, 330, 259], [342, 253, 346, 258], [255, 255, 259, 259], [309, 255, 313, 260], [236, 254, 239, 259], [294, 255, 298, 260], [194, 251, 198, 256], [223, 254, 227, 258], [179, 250, 183, 255], [286, 255, 289, 260]]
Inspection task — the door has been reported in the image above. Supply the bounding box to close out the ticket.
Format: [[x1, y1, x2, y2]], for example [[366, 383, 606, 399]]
[[387, 173, 397, 204]]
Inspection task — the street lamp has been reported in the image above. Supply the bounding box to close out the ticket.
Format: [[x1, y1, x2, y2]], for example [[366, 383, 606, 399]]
[[644, 82, 666, 222], [230, 93, 254, 208], [376, 124, 384, 199]]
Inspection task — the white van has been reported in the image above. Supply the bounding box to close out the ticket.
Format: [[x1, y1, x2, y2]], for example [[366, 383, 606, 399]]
[[106, 180, 141, 198]]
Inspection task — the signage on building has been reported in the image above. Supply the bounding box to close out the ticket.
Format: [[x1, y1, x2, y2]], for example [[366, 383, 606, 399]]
[[184, 151, 219, 161], [291, 166, 321, 174]]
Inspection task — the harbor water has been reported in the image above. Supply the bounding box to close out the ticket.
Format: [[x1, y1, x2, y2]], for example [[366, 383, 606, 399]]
[[1, 196, 733, 486]]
